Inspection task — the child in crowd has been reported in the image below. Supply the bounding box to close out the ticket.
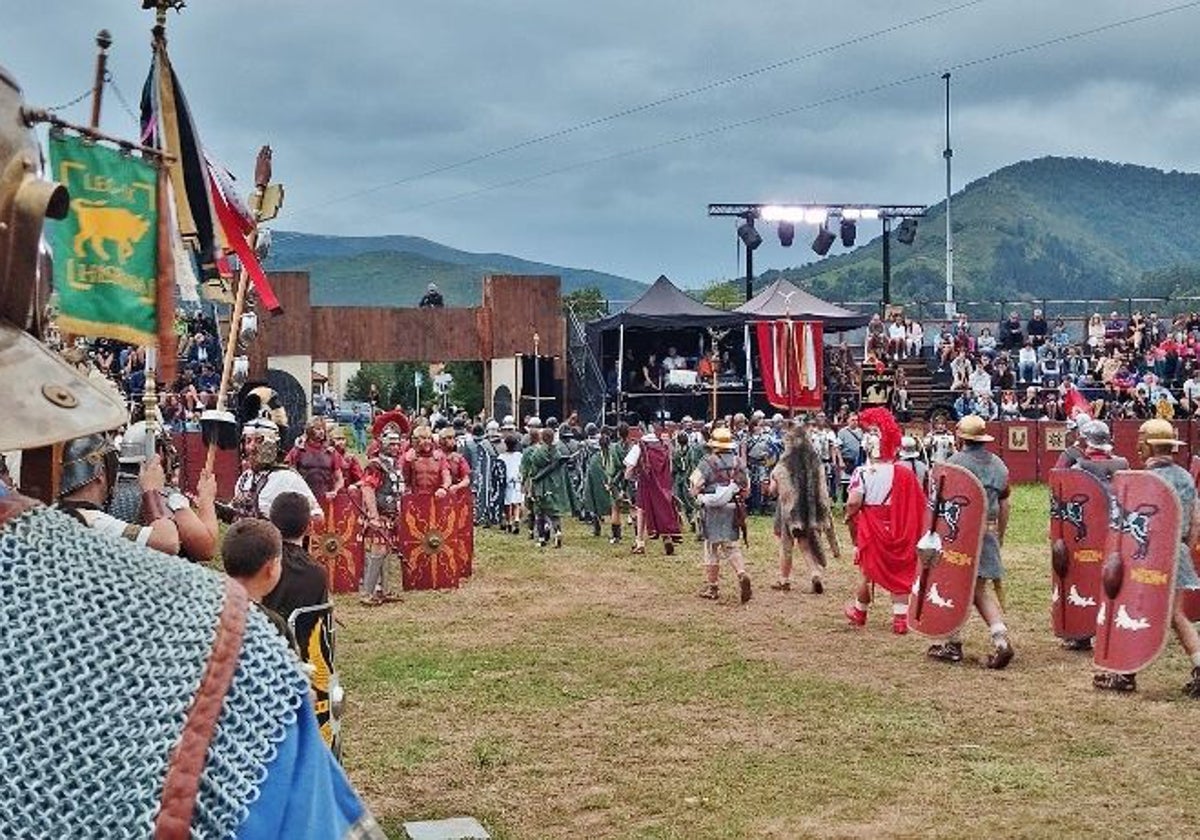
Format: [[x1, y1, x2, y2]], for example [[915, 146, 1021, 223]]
[[221, 518, 295, 650], [499, 434, 525, 534]]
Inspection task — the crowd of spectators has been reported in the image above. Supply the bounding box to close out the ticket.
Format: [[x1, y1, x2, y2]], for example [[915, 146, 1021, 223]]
[[828, 306, 1200, 423], [48, 309, 226, 432]]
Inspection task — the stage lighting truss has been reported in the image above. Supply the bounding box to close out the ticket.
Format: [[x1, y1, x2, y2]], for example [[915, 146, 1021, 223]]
[[709, 203, 925, 256]]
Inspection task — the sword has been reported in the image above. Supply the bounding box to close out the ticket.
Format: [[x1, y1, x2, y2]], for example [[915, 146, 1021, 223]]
[[914, 472, 946, 623]]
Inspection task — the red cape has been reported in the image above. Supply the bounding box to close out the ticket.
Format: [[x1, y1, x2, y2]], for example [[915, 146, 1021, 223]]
[[852, 463, 924, 595]]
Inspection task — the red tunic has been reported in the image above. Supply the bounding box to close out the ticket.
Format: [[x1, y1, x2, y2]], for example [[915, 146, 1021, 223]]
[[851, 462, 924, 594]]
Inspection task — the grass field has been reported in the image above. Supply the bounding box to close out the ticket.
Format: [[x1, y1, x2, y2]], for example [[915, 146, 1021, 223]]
[[336, 485, 1200, 839]]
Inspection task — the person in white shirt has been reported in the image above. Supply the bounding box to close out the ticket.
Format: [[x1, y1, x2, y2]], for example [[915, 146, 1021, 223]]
[[662, 347, 687, 372], [905, 319, 924, 359], [887, 316, 907, 361], [1182, 371, 1200, 416], [1017, 341, 1039, 383], [968, 363, 992, 399]]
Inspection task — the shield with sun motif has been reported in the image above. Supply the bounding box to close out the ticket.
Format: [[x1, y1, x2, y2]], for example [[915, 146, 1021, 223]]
[[312, 489, 365, 593], [399, 491, 473, 590]]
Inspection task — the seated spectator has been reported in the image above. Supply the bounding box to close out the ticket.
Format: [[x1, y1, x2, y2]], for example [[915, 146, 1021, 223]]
[[197, 362, 219, 393], [1051, 318, 1071, 350], [1063, 346, 1088, 380], [1017, 340, 1038, 383], [1042, 395, 1066, 421], [974, 392, 999, 420], [936, 327, 954, 371], [187, 331, 219, 367], [993, 354, 1016, 390], [999, 311, 1024, 351], [1181, 368, 1200, 415], [1104, 311, 1125, 347], [950, 349, 971, 391], [1039, 346, 1060, 385], [662, 346, 688, 372], [906, 318, 924, 359], [969, 358, 993, 398], [976, 327, 997, 358], [998, 390, 1021, 420], [1129, 310, 1147, 352], [953, 391, 975, 420], [953, 314, 974, 353], [1147, 311, 1165, 346], [887, 313, 907, 360], [1087, 313, 1106, 351], [892, 367, 910, 419], [1019, 386, 1042, 419], [697, 348, 719, 381], [638, 354, 662, 391], [419, 283, 445, 308], [865, 314, 887, 359], [1027, 308, 1048, 348]]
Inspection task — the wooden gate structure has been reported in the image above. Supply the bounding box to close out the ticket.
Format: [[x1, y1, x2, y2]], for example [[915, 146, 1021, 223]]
[[246, 272, 566, 419]]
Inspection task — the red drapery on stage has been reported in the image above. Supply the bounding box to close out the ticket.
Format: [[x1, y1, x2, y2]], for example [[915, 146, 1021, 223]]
[[755, 320, 823, 411]]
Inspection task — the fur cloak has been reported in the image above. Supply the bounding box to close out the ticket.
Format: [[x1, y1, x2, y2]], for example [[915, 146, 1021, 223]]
[[772, 432, 833, 567]]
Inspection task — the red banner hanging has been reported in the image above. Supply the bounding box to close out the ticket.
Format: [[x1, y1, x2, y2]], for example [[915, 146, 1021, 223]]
[[754, 320, 823, 411]]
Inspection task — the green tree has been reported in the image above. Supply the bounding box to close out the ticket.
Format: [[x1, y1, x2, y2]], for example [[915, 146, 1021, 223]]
[[563, 286, 608, 322], [700, 278, 743, 310]]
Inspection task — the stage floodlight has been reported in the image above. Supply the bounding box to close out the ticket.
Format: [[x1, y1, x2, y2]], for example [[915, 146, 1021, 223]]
[[761, 205, 806, 222], [859, 208, 880, 220], [803, 207, 828, 225], [737, 219, 762, 251], [840, 218, 857, 247], [896, 217, 918, 245], [777, 220, 795, 247], [812, 225, 836, 256]]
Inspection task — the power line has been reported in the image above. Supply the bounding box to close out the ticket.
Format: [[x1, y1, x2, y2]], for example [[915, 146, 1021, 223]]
[[386, 0, 1200, 215], [288, 0, 990, 216]]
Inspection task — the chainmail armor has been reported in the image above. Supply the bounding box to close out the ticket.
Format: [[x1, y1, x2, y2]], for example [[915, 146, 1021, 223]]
[[0, 506, 306, 838]]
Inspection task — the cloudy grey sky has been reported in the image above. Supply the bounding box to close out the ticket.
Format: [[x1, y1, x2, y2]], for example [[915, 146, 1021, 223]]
[[5, 1, 1200, 290]]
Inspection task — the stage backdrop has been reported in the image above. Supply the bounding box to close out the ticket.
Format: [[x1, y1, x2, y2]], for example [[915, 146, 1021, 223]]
[[754, 320, 822, 411]]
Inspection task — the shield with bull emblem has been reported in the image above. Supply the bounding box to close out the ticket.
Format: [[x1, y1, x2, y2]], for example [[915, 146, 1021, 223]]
[[908, 463, 986, 639], [1048, 468, 1109, 640], [399, 489, 474, 590], [1094, 470, 1180, 675], [1182, 456, 1200, 621]]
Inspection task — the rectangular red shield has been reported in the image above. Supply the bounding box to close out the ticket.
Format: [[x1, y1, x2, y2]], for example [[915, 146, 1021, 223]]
[[1048, 468, 1108, 639], [1094, 471, 1180, 674], [311, 489, 365, 594], [399, 492, 473, 590], [908, 463, 986, 639]]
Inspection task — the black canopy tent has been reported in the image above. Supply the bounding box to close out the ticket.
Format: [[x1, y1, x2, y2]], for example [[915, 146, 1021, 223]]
[[734, 278, 870, 332], [586, 275, 743, 419]]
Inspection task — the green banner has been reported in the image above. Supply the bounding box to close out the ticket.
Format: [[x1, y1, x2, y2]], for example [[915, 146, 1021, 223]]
[[50, 132, 159, 344]]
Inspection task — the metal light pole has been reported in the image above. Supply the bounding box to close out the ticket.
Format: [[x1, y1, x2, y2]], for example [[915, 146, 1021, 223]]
[[943, 71, 955, 320], [881, 215, 892, 309], [89, 29, 112, 130], [743, 233, 754, 302]]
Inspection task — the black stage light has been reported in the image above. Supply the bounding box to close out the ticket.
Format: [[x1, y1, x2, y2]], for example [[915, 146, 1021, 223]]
[[737, 220, 762, 251], [812, 225, 836, 256], [777, 221, 795, 247], [896, 217, 918, 245], [840, 218, 856, 247]]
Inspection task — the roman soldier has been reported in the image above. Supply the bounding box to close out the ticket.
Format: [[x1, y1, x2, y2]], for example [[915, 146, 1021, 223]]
[[330, 425, 364, 487], [439, 426, 472, 494], [690, 427, 752, 604], [287, 416, 343, 502], [605, 421, 633, 544], [57, 432, 181, 556], [230, 418, 323, 525], [927, 415, 1015, 668], [625, 429, 683, 555], [1093, 419, 1200, 694], [369, 407, 411, 457], [581, 424, 612, 537], [843, 407, 924, 634], [360, 430, 405, 606], [402, 425, 451, 496], [522, 427, 572, 548], [769, 427, 832, 594]]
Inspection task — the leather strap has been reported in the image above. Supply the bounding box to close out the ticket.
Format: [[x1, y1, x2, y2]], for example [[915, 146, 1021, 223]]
[[154, 579, 249, 840]]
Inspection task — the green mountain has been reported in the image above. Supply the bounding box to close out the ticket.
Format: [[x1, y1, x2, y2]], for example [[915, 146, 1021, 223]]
[[268, 231, 646, 306], [757, 156, 1200, 307]]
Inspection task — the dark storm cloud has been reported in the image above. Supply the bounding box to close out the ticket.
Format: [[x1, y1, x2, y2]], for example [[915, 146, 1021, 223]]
[[4, 1, 1200, 287]]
